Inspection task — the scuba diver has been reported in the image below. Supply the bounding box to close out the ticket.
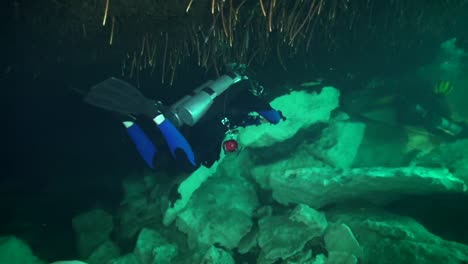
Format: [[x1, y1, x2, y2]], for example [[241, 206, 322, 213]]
[[395, 80, 467, 139], [84, 64, 285, 172], [343, 77, 468, 140]]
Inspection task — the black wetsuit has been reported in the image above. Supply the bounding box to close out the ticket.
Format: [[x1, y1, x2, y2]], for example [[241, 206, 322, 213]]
[[394, 80, 448, 126], [155, 79, 280, 201], [183, 79, 276, 169], [391, 79, 467, 139]]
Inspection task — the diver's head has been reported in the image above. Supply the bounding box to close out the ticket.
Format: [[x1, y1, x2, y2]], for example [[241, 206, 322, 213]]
[[433, 80, 454, 97]]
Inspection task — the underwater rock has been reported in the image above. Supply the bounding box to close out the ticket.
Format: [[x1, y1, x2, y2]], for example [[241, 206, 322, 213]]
[[117, 176, 163, 240], [253, 205, 274, 219], [257, 204, 328, 263], [324, 223, 362, 257], [163, 136, 249, 227], [283, 249, 315, 264], [0, 236, 44, 264], [239, 87, 340, 148], [324, 223, 361, 264], [72, 209, 114, 259], [308, 121, 366, 169], [351, 121, 410, 168], [237, 225, 259, 254], [326, 251, 357, 264], [327, 207, 468, 264], [175, 173, 258, 249], [252, 166, 467, 209], [133, 228, 177, 264], [109, 253, 140, 264], [50, 261, 88, 264], [437, 38, 466, 79], [199, 246, 235, 264], [311, 254, 327, 264], [412, 139, 468, 183], [86, 240, 120, 264], [288, 204, 328, 228], [163, 164, 220, 226]]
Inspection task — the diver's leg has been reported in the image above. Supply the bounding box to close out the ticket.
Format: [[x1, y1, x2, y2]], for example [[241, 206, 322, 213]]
[[152, 114, 198, 170], [122, 121, 157, 169]]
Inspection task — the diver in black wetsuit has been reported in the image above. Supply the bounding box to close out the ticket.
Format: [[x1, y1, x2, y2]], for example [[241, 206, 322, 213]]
[[344, 77, 468, 140], [84, 64, 285, 172], [393, 79, 468, 139]]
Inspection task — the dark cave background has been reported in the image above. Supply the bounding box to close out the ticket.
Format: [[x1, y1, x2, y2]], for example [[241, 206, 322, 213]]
[[1, 0, 468, 261]]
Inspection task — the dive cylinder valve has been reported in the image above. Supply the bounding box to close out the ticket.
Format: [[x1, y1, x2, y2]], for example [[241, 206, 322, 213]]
[[169, 72, 245, 127]]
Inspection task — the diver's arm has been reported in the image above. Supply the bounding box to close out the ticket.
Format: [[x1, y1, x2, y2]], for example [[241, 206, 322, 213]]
[[430, 114, 466, 138], [257, 109, 285, 124], [236, 88, 285, 125]]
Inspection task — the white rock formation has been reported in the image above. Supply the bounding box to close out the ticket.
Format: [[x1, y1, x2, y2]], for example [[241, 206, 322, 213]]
[[412, 139, 468, 183], [257, 204, 328, 263], [0, 236, 44, 264], [72, 209, 114, 259], [175, 173, 258, 249], [108, 254, 139, 264], [238, 87, 340, 148], [50, 261, 88, 264], [163, 163, 221, 226], [324, 223, 361, 257], [86, 240, 120, 264], [117, 175, 163, 240], [324, 223, 361, 264], [308, 121, 366, 169], [252, 166, 467, 208], [133, 228, 177, 264], [199, 246, 235, 264], [327, 208, 468, 264]]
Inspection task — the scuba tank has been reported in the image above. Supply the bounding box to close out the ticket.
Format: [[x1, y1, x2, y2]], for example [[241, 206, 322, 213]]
[[168, 72, 245, 127]]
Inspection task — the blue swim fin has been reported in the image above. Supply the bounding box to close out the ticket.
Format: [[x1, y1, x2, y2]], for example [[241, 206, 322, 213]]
[[153, 114, 197, 168], [123, 121, 157, 169]]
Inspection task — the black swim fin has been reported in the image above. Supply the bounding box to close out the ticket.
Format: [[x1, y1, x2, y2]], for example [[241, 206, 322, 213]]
[[85, 77, 160, 118]]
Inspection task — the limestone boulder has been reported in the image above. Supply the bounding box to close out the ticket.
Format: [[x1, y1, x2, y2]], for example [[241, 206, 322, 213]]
[[412, 139, 468, 183], [133, 228, 177, 264], [257, 205, 328, 263], [199, 246, 235, 264], [327, 208, 468, 264], [109, 254, 139, 264], [0, 236, 44, 264], [175, 173, 259, 249], [72, 209, 114, 259], [86, 240, 120, 264], [117, 176, 163, 240], [308, 121, 366, 169], [239, 87, 340, 148], [252, 166, 467, 209]]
